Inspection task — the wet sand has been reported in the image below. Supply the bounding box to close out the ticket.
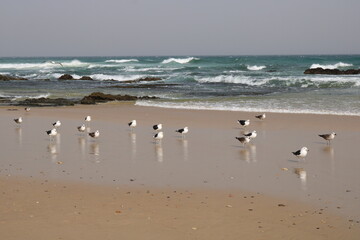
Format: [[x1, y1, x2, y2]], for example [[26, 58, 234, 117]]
[[0, 103, 359, 239]]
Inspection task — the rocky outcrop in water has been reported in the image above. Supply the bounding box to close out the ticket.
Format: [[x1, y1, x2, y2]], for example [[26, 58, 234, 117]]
[[58, 74, 93, 80], [0, 74, 27, 81], [79, 76, 93, 80], [17, 98, 76, 106], [304, 68, 360, 75], [80, 92, 158, 104]]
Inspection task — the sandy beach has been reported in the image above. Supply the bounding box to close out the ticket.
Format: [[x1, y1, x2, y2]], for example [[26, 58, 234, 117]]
[[0, 103, 359, 239]]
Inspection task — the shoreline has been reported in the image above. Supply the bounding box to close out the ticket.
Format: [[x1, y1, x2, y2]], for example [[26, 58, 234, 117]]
[[1, 103, 359, 238]]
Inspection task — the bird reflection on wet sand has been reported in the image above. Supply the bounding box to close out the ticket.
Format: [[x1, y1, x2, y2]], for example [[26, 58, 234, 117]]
[[15, 126, 22, 146], [238, 144, 257, 163], [177, 138, 188, 161], [294, 167, 307, 191], [155, 143, 163, 163], [129, 132, 137, 160]]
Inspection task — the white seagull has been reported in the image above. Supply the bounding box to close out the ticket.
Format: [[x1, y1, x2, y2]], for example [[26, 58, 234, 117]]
[[292, 147, 309, 160], [235, 136, 251, 146], [52, 120, 61, 128], [128, 120, 137, 130], [77, 124, 86, 132], [319, 132, 336, 145], [85, 116, 91, 122], [44, 60, 63, 67], [14, 117, 23, 124], [24, 107, 31, 112], [255, 113, 266, 120], [153, 123, 162, 131], [238, 119, 250, 128], [176, 127, 189, 137], [154, 131, 164, 142], [46, 128, 57, 140], [89, 130, 100, 138], [243, 130, 257, 139]]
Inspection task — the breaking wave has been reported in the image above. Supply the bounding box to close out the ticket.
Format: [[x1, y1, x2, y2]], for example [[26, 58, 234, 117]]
[[162, 57, 199, 64], [0, 59, 88, 69], [89, 74, 144, 81], [135, 100, 360, 116], [105, 59, 139, 63], [0, 93, 51, 100], [247, 65, 266, 71], [310, 62, 353, 69]]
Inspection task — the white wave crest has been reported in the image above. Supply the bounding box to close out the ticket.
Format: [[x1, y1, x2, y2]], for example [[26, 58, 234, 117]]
[[162, 57, 199, 64], [105, 59, 139, 63], [196, 75, 264, 85], [135, 101, 360, 116], [310, 62, 353, 69], [90, 74, 144, 81], [247, 65, 266, 71], [1, 93, 51, 100], [0, 59, 88, 69]]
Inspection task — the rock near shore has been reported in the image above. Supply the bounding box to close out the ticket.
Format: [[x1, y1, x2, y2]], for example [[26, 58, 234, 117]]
[[0, 74, 27, 81], [58, 74, 93, 80], [304, 68, 360, 75], [80, 92, 158, 104], [17, 97, 76, 106]]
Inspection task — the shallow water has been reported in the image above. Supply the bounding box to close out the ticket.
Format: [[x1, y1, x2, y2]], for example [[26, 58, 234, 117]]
[[1, 112, 359, 219]]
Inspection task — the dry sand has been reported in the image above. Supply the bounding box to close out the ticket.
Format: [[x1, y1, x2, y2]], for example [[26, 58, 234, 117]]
[[0, 103, 359, 239]]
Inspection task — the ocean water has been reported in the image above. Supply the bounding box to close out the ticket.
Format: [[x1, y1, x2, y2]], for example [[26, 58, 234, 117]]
[[0, 55, 359, 115]]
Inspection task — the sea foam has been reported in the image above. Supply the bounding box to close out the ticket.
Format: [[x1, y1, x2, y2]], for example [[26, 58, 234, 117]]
[[196, 75, 264, 85], [247, 65, 266, 71], [162, 57, 199, 64], [135, 100, 360, 116], [105, 59, 139, 63], [0, 59, 87, 69], [310, 62, 353, 69], [90, 74, 143, 81]]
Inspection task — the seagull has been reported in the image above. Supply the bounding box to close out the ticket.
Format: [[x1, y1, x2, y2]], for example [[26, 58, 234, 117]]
[[176, 127, 189, 137], [77, 124, 86, 132], [238, 119, 250, 128], [52, 120, 61, 128], [44, 60, 63, 67], [243, 130, 257, 139], [24, 107, 31, 112], [235, 136, 251, 146], [154, 131, 164, 142], [128, 120, 137, 130], [292, 147, 309, 160], [153, 123, 162, 131], [85, 116, 91, 122], [89, 130, 100, 138], [255, 113, 266, 120], [46, 128, 57, 140], [319, 132, 336, 145], [14, 117, 22, 124]]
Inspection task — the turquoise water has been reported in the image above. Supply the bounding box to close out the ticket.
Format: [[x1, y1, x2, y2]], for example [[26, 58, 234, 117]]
[[0, 55, 359, 115]]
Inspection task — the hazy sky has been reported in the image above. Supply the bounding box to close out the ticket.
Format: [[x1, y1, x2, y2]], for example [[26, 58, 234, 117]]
[[1, 0, 359, 56]]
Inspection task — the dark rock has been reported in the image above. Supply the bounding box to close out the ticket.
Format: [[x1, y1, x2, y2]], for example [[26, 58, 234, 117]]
[[17, 97, 77, 106], [58, 74, 74, 80], [304, 68, 360, 75], [79, 76, 93, 80], [80, 92, 158, 105], [0, 97, 12, 103], [0, 74, 27, 81]]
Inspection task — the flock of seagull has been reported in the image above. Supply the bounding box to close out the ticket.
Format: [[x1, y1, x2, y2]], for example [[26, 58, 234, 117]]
[[13, 109, 337, 160]]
